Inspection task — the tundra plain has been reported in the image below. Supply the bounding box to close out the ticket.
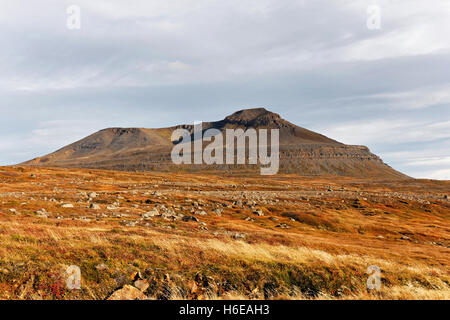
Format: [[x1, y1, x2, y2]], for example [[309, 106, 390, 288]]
[[0, 166, 448, 300]]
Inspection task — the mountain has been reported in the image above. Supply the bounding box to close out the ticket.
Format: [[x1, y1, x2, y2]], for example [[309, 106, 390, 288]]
[[22, 108, 407, 178]]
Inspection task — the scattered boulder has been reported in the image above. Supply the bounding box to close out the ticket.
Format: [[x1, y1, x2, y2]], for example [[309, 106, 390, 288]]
[[107, 285, 147, 300], [89, 192, 98, 198], [36, 209, 48, 218], [253, 209, 264, 216], [95, 263, 107, 271], [233, 200, 243, 208], [134, 279, 149, 292], [120, 220, 136, 227], [233, 232, 246, 240], [142, 209, 159, 218], [182, 216, 199, 222], [90, 203, 101, 210], [61, 203, 74, 208], [78, 216, 91, 222]]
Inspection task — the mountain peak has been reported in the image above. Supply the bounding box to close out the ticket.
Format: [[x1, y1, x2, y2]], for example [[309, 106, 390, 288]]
[[223, 107, 283, 126], [22, 107, 407, 178]]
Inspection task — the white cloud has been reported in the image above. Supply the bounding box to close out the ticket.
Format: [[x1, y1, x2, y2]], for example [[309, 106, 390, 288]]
[[29, 120, 106, 147], [404, 156, 450, 167], [2, 0, 450, 92], [318, 118, 450, 145], [385, 151, 450, 180], [412, 168, 450, 180]]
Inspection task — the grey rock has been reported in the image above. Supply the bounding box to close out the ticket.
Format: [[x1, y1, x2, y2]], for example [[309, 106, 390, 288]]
[[182, 216, 199, 222], [253, 209, 264, 216], [95, 263, 107, 271], [36, 210, 48, 218], [142, 209, 159, 218], [120, 220, 136, 227], [90, 203, 101, 210], [233, 232, 246, 240]]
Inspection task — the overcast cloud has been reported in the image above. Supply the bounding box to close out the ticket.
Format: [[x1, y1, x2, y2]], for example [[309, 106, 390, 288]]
[[0, 0, 449, 179]]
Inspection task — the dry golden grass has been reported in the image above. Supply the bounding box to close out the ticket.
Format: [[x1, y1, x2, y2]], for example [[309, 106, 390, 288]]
[[0, 166, 448, 300]]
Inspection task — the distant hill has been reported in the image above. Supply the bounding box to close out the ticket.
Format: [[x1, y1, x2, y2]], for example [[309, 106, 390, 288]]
[[22, 108, 407, 178]]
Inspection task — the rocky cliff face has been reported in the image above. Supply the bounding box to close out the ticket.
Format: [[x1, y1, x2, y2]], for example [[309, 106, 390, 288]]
[[22, 108, 407, 179]]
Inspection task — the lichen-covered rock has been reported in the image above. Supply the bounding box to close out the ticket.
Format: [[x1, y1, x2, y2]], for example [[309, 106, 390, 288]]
[[107, 285, 147, 300]]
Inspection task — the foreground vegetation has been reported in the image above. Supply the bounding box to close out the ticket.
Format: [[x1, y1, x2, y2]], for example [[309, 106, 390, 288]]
[[0, 166, 448, 299]]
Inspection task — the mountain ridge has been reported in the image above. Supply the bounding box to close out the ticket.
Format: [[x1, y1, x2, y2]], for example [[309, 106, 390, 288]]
[[22, 108, 407, 179]]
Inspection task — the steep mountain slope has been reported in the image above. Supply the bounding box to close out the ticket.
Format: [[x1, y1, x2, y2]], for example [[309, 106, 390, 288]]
[[22, 108, 407, 178]]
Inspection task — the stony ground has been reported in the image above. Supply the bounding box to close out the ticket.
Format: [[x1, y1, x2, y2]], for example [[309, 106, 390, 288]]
[[0, 166, 449, 300]]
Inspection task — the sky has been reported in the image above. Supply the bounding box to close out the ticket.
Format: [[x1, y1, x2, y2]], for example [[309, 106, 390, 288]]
[[0, 0, 449, 179]]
